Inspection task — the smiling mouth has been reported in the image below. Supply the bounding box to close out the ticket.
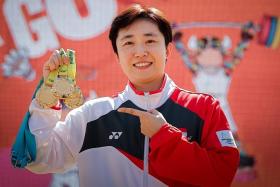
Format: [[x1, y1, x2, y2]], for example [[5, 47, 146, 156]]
[[133, 61, 152, 68]]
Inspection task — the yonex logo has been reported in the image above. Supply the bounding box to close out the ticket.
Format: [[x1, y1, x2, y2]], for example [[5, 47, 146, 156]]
[[109, 132, 123, 140]]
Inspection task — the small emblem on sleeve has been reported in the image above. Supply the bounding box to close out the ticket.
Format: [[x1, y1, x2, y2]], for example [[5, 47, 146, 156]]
[[216, 130, 237, 148], [179, 128, 187, 138]]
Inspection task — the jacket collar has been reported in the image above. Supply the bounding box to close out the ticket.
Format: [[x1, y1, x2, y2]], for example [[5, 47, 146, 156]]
[[128, 75, 167, 96], [122, 74, 176, 110]]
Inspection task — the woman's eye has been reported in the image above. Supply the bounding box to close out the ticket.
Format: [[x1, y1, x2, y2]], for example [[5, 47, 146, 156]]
[[123, 41, 133, 46], [146, 40, 156, 44]]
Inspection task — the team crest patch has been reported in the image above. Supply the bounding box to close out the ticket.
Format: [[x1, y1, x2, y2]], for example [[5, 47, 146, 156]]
[[216, 130, 237, 148]]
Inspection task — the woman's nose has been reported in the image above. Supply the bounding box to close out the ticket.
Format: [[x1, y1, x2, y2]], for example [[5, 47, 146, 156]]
[[134, 45, 148, 57]]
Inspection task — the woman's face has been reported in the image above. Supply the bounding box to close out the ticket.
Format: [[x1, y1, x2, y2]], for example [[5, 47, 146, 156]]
[[116, 19, 170, 89]]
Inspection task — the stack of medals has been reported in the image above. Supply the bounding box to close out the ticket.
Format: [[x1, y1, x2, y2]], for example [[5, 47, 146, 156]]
[[36, 48, 84, 109]]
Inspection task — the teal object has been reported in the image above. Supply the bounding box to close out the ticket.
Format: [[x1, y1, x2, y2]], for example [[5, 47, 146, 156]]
[[11, 78, 43, 168], [266, 17, 277, 47]]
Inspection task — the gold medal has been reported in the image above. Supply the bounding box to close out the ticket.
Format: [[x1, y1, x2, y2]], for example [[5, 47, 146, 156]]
[[64, 86, 84, 109], [52, 78, 74, 98], [51, 48, 76, 98], [36, 85, 59, 108], [38, 48, 83, 109]]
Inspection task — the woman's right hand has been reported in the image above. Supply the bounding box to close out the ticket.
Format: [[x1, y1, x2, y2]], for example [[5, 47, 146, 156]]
[[43, 50, 69, 82]]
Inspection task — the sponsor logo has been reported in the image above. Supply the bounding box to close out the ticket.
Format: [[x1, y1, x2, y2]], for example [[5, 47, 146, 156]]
[[109, 132, 123, 140]]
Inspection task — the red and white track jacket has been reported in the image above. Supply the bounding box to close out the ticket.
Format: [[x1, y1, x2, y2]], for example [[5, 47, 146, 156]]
[[27, 74, 239, 187]]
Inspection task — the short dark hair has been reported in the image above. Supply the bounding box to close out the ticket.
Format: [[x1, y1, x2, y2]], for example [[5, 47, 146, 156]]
[[109, 4, 172, 54]]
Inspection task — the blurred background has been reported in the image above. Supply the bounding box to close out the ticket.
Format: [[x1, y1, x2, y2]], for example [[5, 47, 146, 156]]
[[0, 0, 279, 186]]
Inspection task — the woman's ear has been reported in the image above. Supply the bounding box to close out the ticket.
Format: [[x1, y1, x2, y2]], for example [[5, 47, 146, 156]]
[[166, 43, 172, 58], [114, 52, 119, 62]]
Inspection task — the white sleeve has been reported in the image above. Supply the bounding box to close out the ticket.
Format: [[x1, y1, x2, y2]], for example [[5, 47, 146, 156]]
[[26, 99, 88, 174]]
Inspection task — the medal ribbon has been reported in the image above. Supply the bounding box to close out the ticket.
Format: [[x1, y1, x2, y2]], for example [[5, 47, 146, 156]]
[[44, 48, 76, 86], [67, 49, 76, 84]]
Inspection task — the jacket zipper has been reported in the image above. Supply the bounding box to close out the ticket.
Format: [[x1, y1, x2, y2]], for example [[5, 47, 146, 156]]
[[143, 92, 150, 187]]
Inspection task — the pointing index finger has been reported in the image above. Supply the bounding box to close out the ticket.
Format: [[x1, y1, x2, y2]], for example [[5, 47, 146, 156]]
[[118, 107, 145, 117]]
